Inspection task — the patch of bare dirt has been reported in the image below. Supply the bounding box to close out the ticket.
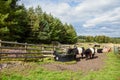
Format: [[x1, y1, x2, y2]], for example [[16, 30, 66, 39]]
[[0, 53, 109, 73], [42, 53, 108, 72]]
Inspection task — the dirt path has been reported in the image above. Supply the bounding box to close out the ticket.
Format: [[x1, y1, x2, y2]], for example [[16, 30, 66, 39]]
[[0, 53, 108, 73], [42, 53, 108, 72]]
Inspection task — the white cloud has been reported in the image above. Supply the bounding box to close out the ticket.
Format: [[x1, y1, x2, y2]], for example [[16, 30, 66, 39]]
[[83, 7, 120, 27], [101, 27, 107, 30], [19, 0, 120, 24], [19, 0, 120, 37], [75, 0, 113, 11]]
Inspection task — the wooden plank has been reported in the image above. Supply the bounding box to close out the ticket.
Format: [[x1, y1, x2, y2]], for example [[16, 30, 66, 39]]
[[0, 40, 1, 47], [41, 51, 54, 54], [1, 56, 45, 58], [43, 55, 54, 57], [0, 40, 1, 60], [0, 52, 42, 54], [0, 40, 41, 46], [0, 51, 54, 54], [0, 46, 25, 50], [1, 47, 40, 50]]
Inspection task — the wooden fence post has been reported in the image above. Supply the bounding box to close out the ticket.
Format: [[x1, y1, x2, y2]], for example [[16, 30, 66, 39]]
[[53, 44, 55, 52], [25, 43, 27, 53], [118, 47, 120, 54], [0, 40, 1, 60], [0, 40, 1, 47], [24, 42, 27, 61]]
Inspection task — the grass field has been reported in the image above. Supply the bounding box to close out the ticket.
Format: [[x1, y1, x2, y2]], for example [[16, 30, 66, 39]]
[[0, 52, 120, 80]]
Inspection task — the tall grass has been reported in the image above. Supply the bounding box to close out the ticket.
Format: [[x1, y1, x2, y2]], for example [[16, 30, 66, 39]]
[[1, 52, 120, 80]]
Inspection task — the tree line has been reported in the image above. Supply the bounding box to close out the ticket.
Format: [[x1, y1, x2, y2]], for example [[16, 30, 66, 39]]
[[0, 0, 77, 44], [0, 0, 119, 44], [78, 35, 120, 43]]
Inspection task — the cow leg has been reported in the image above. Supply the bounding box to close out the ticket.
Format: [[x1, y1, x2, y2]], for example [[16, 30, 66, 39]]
[[85, 54, 88, 60], [81, 53, 84, 59], [89, 53, 92, 59], [92, 54, 95, 58], [74, 55, 77, 60], [74, 55, 78, 61]]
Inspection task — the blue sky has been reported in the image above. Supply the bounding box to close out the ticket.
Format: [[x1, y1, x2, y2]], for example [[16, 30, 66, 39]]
[[18, 0, 120, 37]]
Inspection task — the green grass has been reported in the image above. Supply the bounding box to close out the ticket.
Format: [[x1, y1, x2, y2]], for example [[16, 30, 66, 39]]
[[1, 52, 120, 80], [1, 67, 82, 80], [81, 53, 120, 80]]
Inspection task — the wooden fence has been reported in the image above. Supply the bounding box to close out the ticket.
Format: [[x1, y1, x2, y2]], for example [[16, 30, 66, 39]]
[[114, 46, 120, 55], [0, 40, 53, 61], [0, 40, 71, 61]]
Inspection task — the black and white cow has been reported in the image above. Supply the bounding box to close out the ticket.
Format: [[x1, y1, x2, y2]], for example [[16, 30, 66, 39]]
[[77, 47, 85, 58], [81, 47, 111, 60], [53, 46, 111, 61], [53, 47, 78, 61], [83, 48, 97, 59]]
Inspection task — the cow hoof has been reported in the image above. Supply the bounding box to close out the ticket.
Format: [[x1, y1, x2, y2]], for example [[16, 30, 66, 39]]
[[86, 58, 88, 60]]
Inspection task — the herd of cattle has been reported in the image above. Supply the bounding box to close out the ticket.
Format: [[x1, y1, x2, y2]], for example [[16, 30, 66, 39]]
[[53, 45, 111, 61]]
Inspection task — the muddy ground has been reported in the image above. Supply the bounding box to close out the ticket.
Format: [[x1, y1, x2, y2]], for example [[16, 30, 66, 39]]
[[0, 52, 109, 73], [42, 53, 108, 72]]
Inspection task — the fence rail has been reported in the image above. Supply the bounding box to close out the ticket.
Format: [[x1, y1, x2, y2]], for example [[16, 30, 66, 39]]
[[0, 40, 70, 61], [0, 40, 57, 61], [114, 46, 120, 54], [0, 40, 38, 46]]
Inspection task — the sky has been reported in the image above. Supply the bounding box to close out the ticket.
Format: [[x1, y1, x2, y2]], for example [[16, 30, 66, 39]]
[[18, 0, 120, 37]]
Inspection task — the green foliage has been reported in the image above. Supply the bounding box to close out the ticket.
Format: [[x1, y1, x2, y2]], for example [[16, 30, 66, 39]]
[[86, 36, 94, 42], [78, 35, 119, 43], [94, 35, 111, 43], [59, 23, 77, 44], [0, 0, 28, 42], [111, 37, 120, 43], [25, 6, 77, 44], [0, 0, 77, 44]]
